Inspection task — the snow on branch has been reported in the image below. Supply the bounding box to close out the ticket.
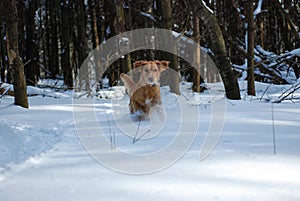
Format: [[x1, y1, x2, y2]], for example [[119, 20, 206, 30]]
[[201, 0, 214, 14], [289, 48, 300, 57], [253, 0, 263, 17], [273, 81, 300, 103]]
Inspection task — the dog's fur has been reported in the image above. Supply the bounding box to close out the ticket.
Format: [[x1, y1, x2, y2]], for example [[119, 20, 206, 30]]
[[120, 60, 169, 118]]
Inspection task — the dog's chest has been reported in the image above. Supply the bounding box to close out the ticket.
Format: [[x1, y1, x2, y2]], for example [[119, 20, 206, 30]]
[[145, 98, 152, 105], [129, 84, 162, 114], [132, 85, 160, 106]]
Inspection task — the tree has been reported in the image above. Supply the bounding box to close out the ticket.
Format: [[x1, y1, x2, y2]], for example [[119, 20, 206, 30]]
[[189, 0, 241, 100], [246, 0, 255, 96], [4, 0, 28, 108], [0, 0, 298, 96], [60, 1, 73, 88], [44, 0, 59, 78], [25, 0, 39, 86], [75, 0, 91, 93], [192, 14, 203, 92], [112, 0, 132, 74], [0, 1, 6, 82], [158, 0, 180, 95]]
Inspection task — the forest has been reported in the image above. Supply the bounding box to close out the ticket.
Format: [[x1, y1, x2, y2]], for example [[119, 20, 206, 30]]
[[0, 0, 299, 107], [1, 1, 300, 199]]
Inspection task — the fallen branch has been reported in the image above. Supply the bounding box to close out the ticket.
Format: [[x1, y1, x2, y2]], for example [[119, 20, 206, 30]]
[[0, 83, 14, 97], [273, 82, 300, 103]]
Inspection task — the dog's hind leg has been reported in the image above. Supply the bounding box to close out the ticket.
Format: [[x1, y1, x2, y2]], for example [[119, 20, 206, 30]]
[[120, 73, 136, 95]]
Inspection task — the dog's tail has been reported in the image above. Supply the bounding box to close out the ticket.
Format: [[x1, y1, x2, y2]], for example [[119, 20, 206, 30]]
[[120, 73, 136, 96]]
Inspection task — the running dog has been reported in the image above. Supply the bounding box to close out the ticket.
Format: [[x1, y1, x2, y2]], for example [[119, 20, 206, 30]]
[[120, 60, 169, 119]]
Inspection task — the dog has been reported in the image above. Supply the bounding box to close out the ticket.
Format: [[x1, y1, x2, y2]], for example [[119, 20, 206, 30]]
[[120, 60, 170, 119]]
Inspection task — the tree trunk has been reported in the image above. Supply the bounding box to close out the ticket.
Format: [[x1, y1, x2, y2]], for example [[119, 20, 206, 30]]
[[90, 0, 106, 83], [61, 1, 73, 88], [4, 0, 28, 108], [274, 0, 300, 42], [89, 0, 99, 49], [25, 0, 39, 86], [76, 0, 90, 92], [0, 4, 6, 82], [189, 0, 241, 100], [159, 0, 180, 95], [113, 0, 132, 74], [192, 15, 202, 92], [47, 0, 59, 78], [17, 0, 25, 61], [0, 1, 13, 84], [96, 0, 106, 44], [246, 0, 256, 96]]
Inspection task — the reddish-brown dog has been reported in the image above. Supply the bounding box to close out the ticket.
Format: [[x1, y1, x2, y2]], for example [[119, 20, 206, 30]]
[[120, 60, 169, 118]]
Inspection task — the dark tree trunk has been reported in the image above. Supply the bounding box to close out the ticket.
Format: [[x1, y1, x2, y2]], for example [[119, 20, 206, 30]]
[[25, 0, 39, 86], [47, 0, 59, 78], [76, 0, 90, 92], [158, 0, 180, 95], [17, 0, 25, 60], [76, 0, 88, 66], [96, 0, 106, 44], [246, 0, 255, 96], [192, 15, 203, 92], [89, 0, 99, 49], [189, 0, 241, 100], [89, 0, 105, 83], [0, 3, 6, 82], [274, 0, 299, 42], [61, 1, 73, 88], [4, 0, 28, 108], [113, 0, 132, 75]]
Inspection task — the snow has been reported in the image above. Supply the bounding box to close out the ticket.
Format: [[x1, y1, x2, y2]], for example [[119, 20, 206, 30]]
[[253, 0, 263, 17], [289, 48, 300, 57], [233, 46, 299, 83], [140, 12, 156, 22], [255, 45, 276, 57], [202, 0, 214, 14], [0, 82, 300, 201], [106, 26, 111, 35]]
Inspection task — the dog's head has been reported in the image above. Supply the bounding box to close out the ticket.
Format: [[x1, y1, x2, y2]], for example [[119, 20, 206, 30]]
[[133, 60, 170, 86]]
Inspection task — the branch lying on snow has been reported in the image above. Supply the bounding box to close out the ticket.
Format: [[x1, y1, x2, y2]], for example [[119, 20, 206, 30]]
[[0, 82, 69, 98], [0, 83, 14, 97], [227, 34, 298, 83], [287, 48, 300, 57], [273, 82, 300, 103]]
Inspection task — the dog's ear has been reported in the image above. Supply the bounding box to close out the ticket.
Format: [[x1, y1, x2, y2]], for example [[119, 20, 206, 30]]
[[158, 60, 170, 72], [133, 60, 147, 68]]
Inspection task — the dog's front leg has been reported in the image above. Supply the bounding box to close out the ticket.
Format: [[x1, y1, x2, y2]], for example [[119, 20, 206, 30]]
[[120, 73, 136, 96]]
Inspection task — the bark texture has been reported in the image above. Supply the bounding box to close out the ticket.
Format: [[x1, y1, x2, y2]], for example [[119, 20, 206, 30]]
[[4, 0, 28, 108], [189, 0, 241, 99]]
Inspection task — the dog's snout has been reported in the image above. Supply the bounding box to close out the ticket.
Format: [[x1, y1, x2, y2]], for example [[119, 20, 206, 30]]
[[148, 76, 154, 82]]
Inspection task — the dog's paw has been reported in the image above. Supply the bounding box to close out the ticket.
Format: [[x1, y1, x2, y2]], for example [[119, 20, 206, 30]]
[[129, 110, 147, 121], [149, 105, 166, 122], [120, 73, 125, 78]]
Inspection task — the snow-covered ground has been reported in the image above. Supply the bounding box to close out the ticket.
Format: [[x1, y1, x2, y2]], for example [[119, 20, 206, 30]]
[[0, 81, 300, 201]]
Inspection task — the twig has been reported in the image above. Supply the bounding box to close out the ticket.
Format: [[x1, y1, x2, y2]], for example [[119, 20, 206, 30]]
[[259, 83, 272, 101], [226, 98, 236, 106], [133, 117, 141, 143], [113, 132, 116, 148], [271, 103, 276, 155], [133, 129, 151, 144], [105, 113, 115, 149], [273, 82, 300, 103], [0, 87, 11, 98], [181, 92, 190, 101]]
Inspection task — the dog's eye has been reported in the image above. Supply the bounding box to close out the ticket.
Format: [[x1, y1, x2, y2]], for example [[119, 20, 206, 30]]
[[144, 69, 149, 73], [153, 69, 158, 72]]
